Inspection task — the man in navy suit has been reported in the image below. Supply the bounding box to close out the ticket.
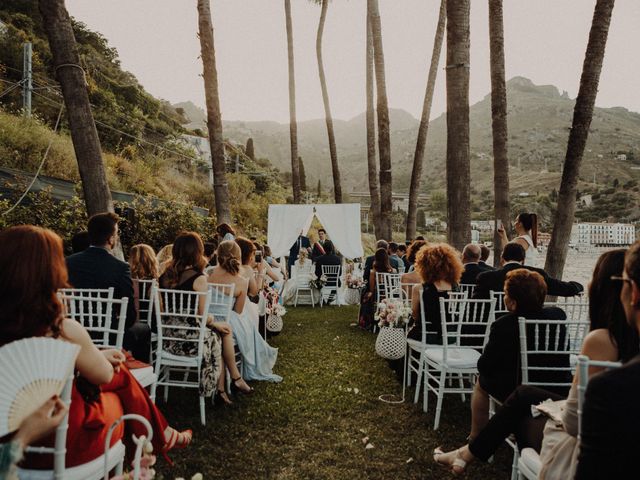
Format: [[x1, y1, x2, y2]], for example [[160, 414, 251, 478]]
[[66, 212, 150, 361]]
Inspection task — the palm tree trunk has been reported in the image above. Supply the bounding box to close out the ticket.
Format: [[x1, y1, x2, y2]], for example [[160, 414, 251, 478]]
[[367, 0, 392, 240], [365, 7, 382, 237], [316, 0, 342, 204], [285, 0, 302, 204], [406, 0, 446, 241], [197, 0, 231, 223], [38, 0, 113, 217], [545, 0, 615, 279], [445, 0, 472, 251], [488, 0, 509, 267]]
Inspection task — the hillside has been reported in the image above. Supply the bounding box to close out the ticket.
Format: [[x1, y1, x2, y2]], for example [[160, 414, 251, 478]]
[[177, 76, 640, 199]]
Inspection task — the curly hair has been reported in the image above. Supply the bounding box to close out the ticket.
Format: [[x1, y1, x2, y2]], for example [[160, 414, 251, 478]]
[[0, 226, 69, 345], [504, 269, 546, 313], [162, 232, 207, 287], [217, 240, 241, 275], [406, 240, 427, 265], [414, 243, 463, 285], [129, 244, 159, 280]]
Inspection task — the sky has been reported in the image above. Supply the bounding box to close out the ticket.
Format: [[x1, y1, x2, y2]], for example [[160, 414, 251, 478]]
[[65, 0, 640, 123]]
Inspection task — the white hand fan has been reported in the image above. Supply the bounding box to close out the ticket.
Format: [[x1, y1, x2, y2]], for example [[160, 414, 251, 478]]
[[0, 337, 80, 436]]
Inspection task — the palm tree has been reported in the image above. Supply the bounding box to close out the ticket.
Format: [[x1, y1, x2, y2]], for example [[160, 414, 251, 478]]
[[38, 0, 114, 217], [406, 0, 446, 241], [367, 0, 392, 240], [285, 0, 302, 203], [197, 0, 231, 223], [488, 0, 509, 266], [314, 0, 342, 203], [445, 0, 471, 250], [365, 6, 382, 237], [545, 0, 616, 279]]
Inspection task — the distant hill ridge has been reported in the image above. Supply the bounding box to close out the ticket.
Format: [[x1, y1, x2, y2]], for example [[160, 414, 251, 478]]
[[175, 76, 640, 196]]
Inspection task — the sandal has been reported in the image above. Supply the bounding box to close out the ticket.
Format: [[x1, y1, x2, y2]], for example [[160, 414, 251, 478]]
[[164, 428, 193, 451], [433, 447, 467, 475], [230, 376, 254, 395], [215, 389, 233, 405]]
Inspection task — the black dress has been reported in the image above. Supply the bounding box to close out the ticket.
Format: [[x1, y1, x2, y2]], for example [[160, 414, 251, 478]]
[[407, 283, 452, 344]]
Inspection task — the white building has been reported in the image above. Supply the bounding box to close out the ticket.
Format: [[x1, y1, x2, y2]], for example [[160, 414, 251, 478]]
[[571, 222, 636, 247], [180, 134, 211, 164]]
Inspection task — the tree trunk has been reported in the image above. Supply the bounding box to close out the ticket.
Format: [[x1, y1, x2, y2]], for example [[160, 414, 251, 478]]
[[365, 7, 382, 238], [38, 0, 113, 217], [285, 0, 301, 203], [367, 0, 392, 240], [316, 0, 342, 204], [197, 0, 231, 223], [488, 0, 510, 267], [545, 0, 615, 279], [406, 0, 446, 241], [445, 0, 471, 251]]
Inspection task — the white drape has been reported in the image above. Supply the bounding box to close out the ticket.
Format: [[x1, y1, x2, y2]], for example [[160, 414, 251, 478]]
[[267, 204, 364, 260], [314, 204, 364, 259], [267, 205, 314, 258]]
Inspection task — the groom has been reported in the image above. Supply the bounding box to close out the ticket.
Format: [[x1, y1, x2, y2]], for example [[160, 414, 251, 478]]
[[288, 231, 311, 276]]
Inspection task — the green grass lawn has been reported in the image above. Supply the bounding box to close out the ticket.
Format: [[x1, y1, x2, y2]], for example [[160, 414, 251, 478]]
[[156, 306, 511, 479]]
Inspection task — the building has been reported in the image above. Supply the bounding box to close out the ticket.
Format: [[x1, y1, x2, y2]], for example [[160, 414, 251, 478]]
[[571, 222, 636, 247], [349, 191, 430, 213]]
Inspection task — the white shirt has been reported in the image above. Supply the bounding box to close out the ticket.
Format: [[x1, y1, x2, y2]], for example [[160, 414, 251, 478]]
[[517, 233, 538, 266]]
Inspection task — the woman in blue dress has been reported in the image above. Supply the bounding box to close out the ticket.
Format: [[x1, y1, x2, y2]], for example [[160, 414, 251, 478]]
[[207, 240, 283, 389]]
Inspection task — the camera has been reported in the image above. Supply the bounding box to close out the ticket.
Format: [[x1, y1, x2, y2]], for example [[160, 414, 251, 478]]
[[255, 252, 263, 263]]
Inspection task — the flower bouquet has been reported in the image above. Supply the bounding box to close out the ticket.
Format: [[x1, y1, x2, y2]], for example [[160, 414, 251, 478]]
[[311, 274, 328, 290], [374, 298, 411, 359], [264, 286, 286, 332], [344, 273, 364, 305]]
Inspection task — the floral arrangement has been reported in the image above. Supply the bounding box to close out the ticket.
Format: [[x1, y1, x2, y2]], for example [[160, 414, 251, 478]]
[[111, 443, 203, 480], [375, 298, 411, 328], [311, 274, 328, 290], [346, 273, 364, 289], [263, 286, 286, 317]]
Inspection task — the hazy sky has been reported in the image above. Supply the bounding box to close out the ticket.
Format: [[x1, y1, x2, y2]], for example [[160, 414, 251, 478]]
[[65, 0, 640, 123]]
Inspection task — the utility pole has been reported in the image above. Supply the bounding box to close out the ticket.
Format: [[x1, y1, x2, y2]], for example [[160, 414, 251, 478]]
[[22, 42, 32, 117]]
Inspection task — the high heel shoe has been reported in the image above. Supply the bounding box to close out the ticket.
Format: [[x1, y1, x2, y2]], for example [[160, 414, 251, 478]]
[[433, 447, 467, 475], [162, 428, 193, 465], [214, 389, 233, 405], [230, 376, 254, 395]]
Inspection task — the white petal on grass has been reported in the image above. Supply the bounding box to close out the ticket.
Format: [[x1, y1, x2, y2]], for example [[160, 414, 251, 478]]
[[365, 443, 375, 449], [406, 458, 414, 464], [354, 388, 360, 394], [361, 436, 369, 444]]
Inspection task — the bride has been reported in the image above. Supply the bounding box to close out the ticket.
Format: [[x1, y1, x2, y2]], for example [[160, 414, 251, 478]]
[[208, 240, 282, 386]]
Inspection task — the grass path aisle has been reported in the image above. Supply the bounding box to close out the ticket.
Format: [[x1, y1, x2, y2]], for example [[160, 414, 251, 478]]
[[158, 306, 510, 479]]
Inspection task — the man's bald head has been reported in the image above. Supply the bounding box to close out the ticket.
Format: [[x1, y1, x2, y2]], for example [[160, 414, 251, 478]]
[[462, 243, 481, 264]]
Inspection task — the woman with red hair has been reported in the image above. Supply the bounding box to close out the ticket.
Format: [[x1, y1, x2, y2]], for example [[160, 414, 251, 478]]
[[0, 226, 190, 469]]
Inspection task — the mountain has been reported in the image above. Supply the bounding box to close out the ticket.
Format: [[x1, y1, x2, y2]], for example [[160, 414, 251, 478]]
[[176, 76, 640, 197]]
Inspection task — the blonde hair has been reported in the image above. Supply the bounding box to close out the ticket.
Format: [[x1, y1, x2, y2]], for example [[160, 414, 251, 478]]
[[129, 244, 159, 280], [157, 244, 173, 265], [217, 240, 241, 275]]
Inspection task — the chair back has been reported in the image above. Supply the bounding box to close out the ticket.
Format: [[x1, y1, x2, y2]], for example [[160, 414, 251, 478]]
[[59, 288, 128, 350], [295, 263, 315, 287], [458, 283, 476, 298], [321, 265, 341, 287], [133, 279, 157, 326], [439, 297, 496, 351], [380, 272, 401, 301], [518, 317, 589, 393], [153, 287, 211, 372], [207, 283, 236, 322], [490, 290, 508, 315], [544, 297, 590, 350], [576, 354, 621, 440], [394, 282, 419, 308]]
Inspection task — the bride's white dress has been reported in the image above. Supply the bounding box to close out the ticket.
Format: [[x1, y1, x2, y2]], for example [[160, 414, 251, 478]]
[[210, 293, 282, 382]]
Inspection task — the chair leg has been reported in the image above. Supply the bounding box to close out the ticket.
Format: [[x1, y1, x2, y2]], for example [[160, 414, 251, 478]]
[[150, 381, 157, 403], [200, 396, 206, 426], [115, 459, 124, 475], [413, 354, 424, 405], [164, 385, 169, 403], [510, 448, 519, 480], [458, 373, 466, 402], [433, 370, 447, 430]]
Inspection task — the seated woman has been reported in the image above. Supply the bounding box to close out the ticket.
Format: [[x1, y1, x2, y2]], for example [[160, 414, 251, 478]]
[[0, 226, 190, 469], [433, 249, 638, 475], [158, 232, 252, 406], [128, 243, 159, 321], [358, 249, 395, 330], [208, 241, 282, 384], [400, 240, 426, 286], [409, 243, 463, 343]]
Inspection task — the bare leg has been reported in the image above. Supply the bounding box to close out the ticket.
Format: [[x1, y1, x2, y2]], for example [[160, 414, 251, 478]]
[[470, 381, 490, 440], [217, 355, 226, 392], [218, 325, 252, 393]]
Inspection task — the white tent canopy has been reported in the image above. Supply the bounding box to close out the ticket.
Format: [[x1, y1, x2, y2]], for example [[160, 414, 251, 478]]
[[267, 204, 364, 259]]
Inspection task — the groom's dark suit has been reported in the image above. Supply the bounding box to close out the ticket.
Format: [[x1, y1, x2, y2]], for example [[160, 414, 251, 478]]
[[66, 246, 150, 361]]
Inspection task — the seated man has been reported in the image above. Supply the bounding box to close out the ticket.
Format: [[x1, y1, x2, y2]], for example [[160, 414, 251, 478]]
[[66, 212, 150, 362], [473, 242, 583, 299], [387, 242, 403, 272], [460, 243, 492, 285], [478, 244, 494, 270]]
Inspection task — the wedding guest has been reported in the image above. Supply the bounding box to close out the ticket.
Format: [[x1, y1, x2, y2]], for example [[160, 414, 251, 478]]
[[576, 242, 640, 478], [128, 244, 159, 323], [204, 240, 218, 273], [479, 244, 493, 269], [497, 212, 538, 266], [359, 248, 395, 330], [398, 243, 409, 271], [314, 241, 342, 289], [400, 240, 427, 285], [363, 239, 389, 285], [216, 223, 236, 242], [70, 230, 90, 254], [66, 212, 150, 362], [0, 226, 191, 469], [159, 232, 253, 402], [473, 242, 583, 299], [470, 269, 569, 439], [387, 242, 403, 272], [409, 243, 462, 343], [156, 243, 173, 275], [460, 244, 491, 285], [433, 249, 638, 475]]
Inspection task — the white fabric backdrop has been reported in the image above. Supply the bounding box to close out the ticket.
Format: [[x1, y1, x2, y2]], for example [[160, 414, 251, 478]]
[[267, 205, 315, 258], [314, 204, 364, 259], [267, 204, 364, 259]]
